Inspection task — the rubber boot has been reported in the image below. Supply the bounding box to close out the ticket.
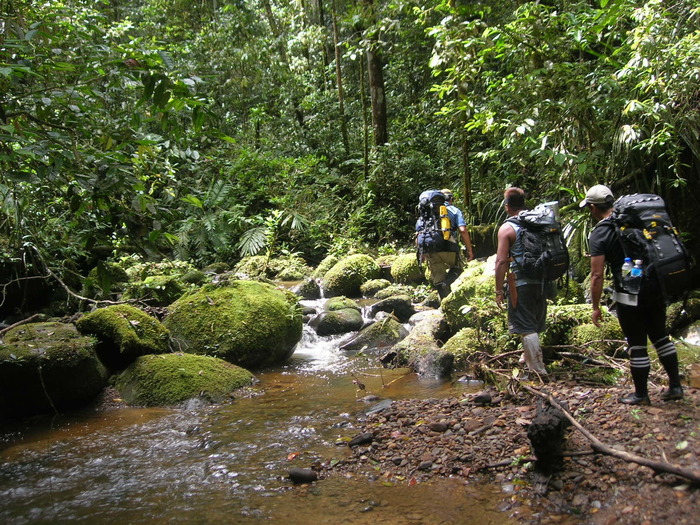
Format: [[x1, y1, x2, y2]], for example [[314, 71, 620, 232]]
[[522, 333, 547, 375]]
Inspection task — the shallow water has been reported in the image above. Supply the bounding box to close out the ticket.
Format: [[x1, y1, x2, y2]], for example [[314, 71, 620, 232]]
[[0, 305, 522, 524]]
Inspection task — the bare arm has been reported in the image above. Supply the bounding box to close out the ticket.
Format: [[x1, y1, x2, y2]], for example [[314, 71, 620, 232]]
[[458, 225, 475, 261], [590, 254, 606, 326], [494, 223, 515, 306]]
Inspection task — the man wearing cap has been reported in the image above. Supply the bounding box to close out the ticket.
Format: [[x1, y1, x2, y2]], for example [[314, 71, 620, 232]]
[[581, 184, 683, 405], [494, 187, 548, 377], [423, 189, 475, 299]]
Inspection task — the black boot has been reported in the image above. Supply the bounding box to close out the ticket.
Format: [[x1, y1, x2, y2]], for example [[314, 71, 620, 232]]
[[436, 281, 450, 299]]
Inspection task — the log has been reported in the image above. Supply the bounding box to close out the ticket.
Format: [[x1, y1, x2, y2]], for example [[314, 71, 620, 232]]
[[526, 398, 571, 472]]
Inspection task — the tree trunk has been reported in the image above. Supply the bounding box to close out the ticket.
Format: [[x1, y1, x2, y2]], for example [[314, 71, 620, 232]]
[[331, 0, 349, 154], [366, 47, 388, 145]]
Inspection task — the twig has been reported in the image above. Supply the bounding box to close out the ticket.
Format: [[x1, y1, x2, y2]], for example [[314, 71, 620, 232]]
[[0, 313, 39, 335], [522, 384, 700, 484]]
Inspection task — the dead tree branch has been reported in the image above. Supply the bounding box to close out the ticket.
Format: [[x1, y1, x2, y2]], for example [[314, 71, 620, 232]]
[[523, 384, 700, 484]]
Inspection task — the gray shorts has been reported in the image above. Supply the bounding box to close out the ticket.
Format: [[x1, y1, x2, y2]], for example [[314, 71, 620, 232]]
[[507, 283, 547, 334]]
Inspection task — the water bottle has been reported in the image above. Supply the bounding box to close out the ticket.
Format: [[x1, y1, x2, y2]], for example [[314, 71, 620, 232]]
[[439, 204, 451, 240], [626, 259, 643, 294], [621, 257, 633, 276]]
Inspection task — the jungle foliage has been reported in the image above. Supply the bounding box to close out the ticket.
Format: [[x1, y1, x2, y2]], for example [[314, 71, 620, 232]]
[[1, 0, 699, 306]]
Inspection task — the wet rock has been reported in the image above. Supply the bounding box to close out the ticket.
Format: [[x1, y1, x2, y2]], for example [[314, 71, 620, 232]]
[[368, 295, 416, 323], [348, 432, 374, 447], [288, 467, 318, 484]]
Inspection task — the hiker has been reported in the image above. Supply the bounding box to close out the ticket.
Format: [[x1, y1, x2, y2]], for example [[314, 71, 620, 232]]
[[417, 189, 475, 299], [581, 184, 683, 405], [494, 187, 548, 376]]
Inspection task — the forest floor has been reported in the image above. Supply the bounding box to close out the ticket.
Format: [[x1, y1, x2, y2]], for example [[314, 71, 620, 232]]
[[321, 381, 700, 525]]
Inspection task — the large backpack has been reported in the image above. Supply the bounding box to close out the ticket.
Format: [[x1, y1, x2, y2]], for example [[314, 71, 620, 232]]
[[611, 193, 691, 300], [415, 190, 455, 261], [507, 203, 570, 282]]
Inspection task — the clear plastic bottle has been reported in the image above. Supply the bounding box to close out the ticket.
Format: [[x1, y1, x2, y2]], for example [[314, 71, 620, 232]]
[[621, 257, 633, 276], [631, 259, 643, 277]]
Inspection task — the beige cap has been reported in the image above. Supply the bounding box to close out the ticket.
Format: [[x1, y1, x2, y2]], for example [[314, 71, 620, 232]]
[[579, 184, 613, 207]]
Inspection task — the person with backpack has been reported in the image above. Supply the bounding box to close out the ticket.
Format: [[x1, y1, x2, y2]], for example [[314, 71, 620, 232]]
[[581, 184, 683, 405], [415, 189, 474, 299], [494, 187, 549, 377]]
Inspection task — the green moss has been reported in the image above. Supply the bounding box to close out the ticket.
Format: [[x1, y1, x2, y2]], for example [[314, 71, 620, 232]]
[[568, 320, 625, 355], [114, 353, 254, 407], [82, 262, 129, 300], [0, 323, 108, 417], [234, 255, 272, 279], [164, 281, 303, 369], [442, 327, 497, 370], [312, 253, 340, 279], [121, 274, 188, 306], [390, 253, 424, 284], [75, 305, 171, 369], [541, 303, 597, 347], [441, 261, 496, 329], [360, 279, 391, 297], [123, 259, 197, 281], [325, 296, 360, 312], [375, 254, 398, 268], [321, 254, 382, 297], [182, 270, 208, 285], [202, 262, 230, 274]]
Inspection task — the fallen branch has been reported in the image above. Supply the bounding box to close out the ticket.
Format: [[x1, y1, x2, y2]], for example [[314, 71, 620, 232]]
[[0, 313, 39, 335], [523, 384, 700, 484]]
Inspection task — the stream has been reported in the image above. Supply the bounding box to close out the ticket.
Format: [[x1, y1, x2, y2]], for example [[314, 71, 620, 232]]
[[0, 299, 522, 524]]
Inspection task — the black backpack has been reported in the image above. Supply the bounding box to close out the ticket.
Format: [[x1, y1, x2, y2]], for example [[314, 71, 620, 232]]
[[612, 193, 691, 300], [415, 190, 455, 260], [507, 203, 570, 282]]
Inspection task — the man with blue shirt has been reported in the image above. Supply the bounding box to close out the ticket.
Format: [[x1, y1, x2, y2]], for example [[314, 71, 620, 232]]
[[421, 189, 474, 299]]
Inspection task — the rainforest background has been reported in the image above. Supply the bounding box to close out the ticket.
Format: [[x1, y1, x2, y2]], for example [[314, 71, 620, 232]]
[[1, 0, 699, 311]]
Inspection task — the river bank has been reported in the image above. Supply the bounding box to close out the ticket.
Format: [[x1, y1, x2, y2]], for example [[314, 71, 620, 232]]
[[322, 381, 700, 524]]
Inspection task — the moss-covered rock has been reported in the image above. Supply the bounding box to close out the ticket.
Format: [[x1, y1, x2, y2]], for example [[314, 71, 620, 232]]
[[292, 278, 321, 299], [339, 316, 408, 352], [568, 320, 625, 355], [441, 258, 497, 329], [121, 274, 188, 306], [390, 254, 424, 284], [375, 284, 422, 300], [164, 281, 303, 369], [181, 270, 208, 285], [312, 254, 340, 279], [667, 297, 700, 334], [123, 259, 198, 281], [325, 296, 360, 312], [309, 308, 364, 336], [321, 254, 382, 298], [368, 295, 415, 323], [360, 279, 391, 297], [75, 304, 171, 370], [442, 327, 496, 370], [542, 304, 598, 347], [0, 322, 108, 418], [114, 353, 254, 407], [202, 262, 230, 274]]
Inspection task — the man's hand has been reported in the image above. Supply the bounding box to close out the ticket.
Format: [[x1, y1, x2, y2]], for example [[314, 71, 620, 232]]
[[592, 307, 603, 327], [495, 290, 505, 309]]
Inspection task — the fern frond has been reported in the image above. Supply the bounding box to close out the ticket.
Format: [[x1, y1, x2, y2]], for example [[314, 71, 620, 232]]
[[237, 226, 269, 256]]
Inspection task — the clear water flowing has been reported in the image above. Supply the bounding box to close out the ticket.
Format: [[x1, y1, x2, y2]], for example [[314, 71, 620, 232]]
[[0, 299, 520, 524]]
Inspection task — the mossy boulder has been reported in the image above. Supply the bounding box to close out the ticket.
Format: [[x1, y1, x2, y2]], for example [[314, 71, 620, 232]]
[[388, 309, 454, 377], [442, 327, 496, 370], [114, 353, 254, 407], [360, 279, 391, 297], [368, 295, 415, 323], [312, 254, 340, 279], [375, 284, 420, 300], [441, 258, 496, 329], [339, 315, 408, 352], [202, 262, 230, 274], [164, 281, 303, 369], [390, 254, 424, 284], [321, 254, 382, 298], [542, 304, 598, 347], [309, 308, 363, 336], [75, 304, 171, 370], [123, 259, 198, 281], [667, 296, 700, 334], [0, 322, 108, 418], [292, 278, 321, 299], [325, 296, 360, 312], [121, 274, 188, 306], [568, 320, 625, 355]]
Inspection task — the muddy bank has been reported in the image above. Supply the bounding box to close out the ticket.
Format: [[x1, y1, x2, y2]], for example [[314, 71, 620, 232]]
[[321, 382, 700, 524]]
